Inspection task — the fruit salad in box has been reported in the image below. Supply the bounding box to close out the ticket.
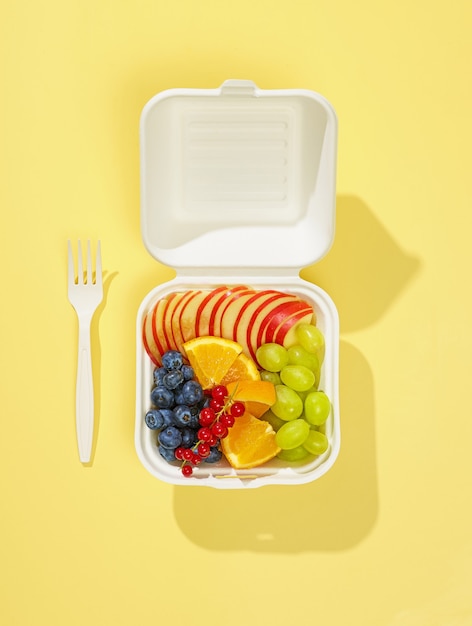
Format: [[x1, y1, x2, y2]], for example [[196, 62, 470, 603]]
[[135, 80, 340, 488]]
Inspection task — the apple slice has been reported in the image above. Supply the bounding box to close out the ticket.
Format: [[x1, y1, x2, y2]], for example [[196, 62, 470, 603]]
[[161, 292, 184, 352], [195, 285, 234, 338], [170, 289, 200, 354], [246, 294, 299, 360], [179, 290, 212, 342], [232, 290, 282, 355], [142, 311, 161, 366], [207, 285, 249, 336], [263, 300, 314, 345], [213, 287, 255, 338], [151, 298, 170, 358], [220, 291, 259, 342], [274, 308, 315, 347]]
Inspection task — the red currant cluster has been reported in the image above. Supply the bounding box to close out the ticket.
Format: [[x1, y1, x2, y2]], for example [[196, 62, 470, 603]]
[[174, 384, 245, 477]]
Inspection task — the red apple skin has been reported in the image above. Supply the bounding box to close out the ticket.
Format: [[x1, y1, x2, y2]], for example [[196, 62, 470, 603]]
[[214, 288, 255, 338], [255, 299, 306, 350], [264, 300, 314, 345], [161, 292, 183, 352], [142, 312, 161, 366], [208, 285, 249, 336], [195, 285, 233, 338], [151, 298, 169, 358], [171, 290, 200, 353], [220, 291, 260, 342], [179, 291, 211, 343], [274, 309, 314, 346], [246, 294, 299, 360], [232, 290, 283, 356]]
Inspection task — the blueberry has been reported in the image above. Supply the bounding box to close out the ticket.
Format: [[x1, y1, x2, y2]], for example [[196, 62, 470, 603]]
[[158, 445, 178, 463], [173, 405, 194, 427], [158, 426, 182, 449], [162, 350, 184, 371], [163, 369, 184, 390], [153, 367, 167, 386], [181, 364, 195, 381], [205, 446, 223, 463], [181, 427, 198, 448], [181, 380, 204, 405], [144, 409, 164, 430], [150, 385, 174, 409], [159, 409, 175, 427]]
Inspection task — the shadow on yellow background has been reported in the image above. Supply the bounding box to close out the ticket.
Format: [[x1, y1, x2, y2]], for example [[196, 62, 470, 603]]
[[173, 196, 420, 552]]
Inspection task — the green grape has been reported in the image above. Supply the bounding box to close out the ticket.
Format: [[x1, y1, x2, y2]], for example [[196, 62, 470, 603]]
[[296, 385, 319, 403], [260, 370, 281, 385], [263, 409, 285, 432], [302, 430, 329, 455], [256, 343, 289, 372], [275, 419, 310, 450], [280, 365, 315, 392], [272, 385, 303, 421], [295, 323, 325, 364], [277, 446, 311, 462], [304, 391, 331, 426], [287, 344, 320, 373]]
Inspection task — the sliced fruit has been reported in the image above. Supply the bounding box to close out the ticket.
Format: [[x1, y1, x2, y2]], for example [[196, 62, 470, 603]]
[[162, 292, 184, 352], [142, 312, 161, 365], [232, 290, 280, 354], [219, 353, 261, 387], [274, 308, 314, 347], [221, 411, 280, 469], [151, 298, 171, 356], [195, 285, 233, 338], [213, 288, 255, 338], [263, 300, 312, 345], [208, 285, 250, 336], [220, 291, 258, 342], [225, 380, 276, 418], [183, 336, 243, 389], [171, 290, 200, 353], [179, 290, 211, 342]]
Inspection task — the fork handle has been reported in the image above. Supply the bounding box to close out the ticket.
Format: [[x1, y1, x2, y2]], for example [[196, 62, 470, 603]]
[[76, 319, 94, 463]]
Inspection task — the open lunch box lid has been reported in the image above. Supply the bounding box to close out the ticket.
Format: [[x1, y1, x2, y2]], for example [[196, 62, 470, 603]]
[[139, 79, 338, 270]]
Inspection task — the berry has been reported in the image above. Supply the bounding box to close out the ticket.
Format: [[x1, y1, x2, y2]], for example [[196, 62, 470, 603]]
[[144, 409, 164, 430], [181, 380, 204, 405], [163, 369, 184, 390], [192, 453, 202, 465], [199, 407, 216, 426], [211, 385, 228, 400], [197, 427, 213, 442], [174, 447, 185, 460], [153, 367, 167, 385], [207, 434, 218, 446], [220, 413, 235, 428], [158, 445, 178, 462], [212, 422, 228, 439], [205, 447, 223, 463], [230, 401, 245, 417], [181, 365, 195, 381], [173, 405, 193, 427], [150, 385, 174, 409], [161, 350, 184, 371], [210, 398, 224, 412], [181, 464, 193, 477], [182, 448, 194, 461], [158, 426, 182, 450], [197, 442, 211, 458], [159, 409, 175, 427], [181, 427, 198, 448]]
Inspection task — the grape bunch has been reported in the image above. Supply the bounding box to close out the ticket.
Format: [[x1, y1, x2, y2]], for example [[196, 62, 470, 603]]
[[256, 323, 332, 462], [144, 350, 245, 477]]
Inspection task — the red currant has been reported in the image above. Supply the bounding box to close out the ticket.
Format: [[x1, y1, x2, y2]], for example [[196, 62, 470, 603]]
[[212, 422, 228, 439], [182, 464, 193, 477], [230, 401, 245, 417], [199, 407, 216, 426], [197, 442, 211, 458], [211, 385, 228, 400], [182, 448, 194, 461], [207, 434, 218, 447], [220, 413, 235, 428], [210, 398, 224, 412], [174, 447, 185, 460], [192, 453, 202, 465], [197, 427, 212, 442]]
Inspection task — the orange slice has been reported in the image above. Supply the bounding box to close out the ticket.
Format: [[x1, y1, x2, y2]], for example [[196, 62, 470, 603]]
[[219, 353, 261, 387], [183, 336, 242, 390], [221, 411, 281, 469], [225, 380, 276, 418]]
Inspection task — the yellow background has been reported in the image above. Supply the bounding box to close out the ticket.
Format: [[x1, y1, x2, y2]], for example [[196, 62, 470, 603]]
[[1, 1, 472, 624]]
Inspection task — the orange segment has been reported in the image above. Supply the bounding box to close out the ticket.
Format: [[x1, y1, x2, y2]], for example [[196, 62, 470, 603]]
[[219, 353, 261, 386], [183, 336, 243, 390], [221, 411, 281, 469], [225, 380, 276, 418]]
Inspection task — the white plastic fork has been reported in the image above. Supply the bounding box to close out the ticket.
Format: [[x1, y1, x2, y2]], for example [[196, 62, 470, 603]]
[[67, 240, 103, 463]]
